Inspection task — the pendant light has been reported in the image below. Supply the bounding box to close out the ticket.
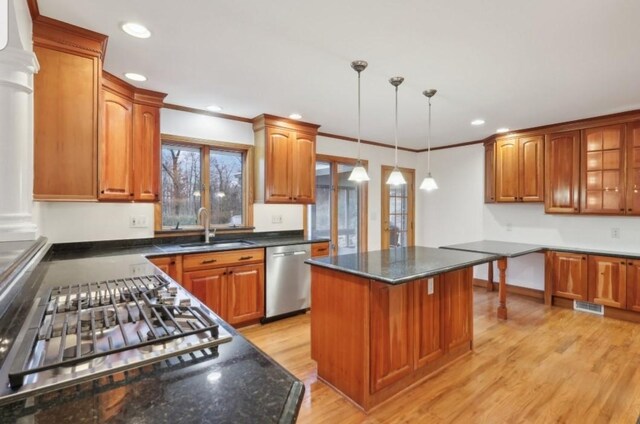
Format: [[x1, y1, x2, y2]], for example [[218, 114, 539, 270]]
[[348, 60, 370, 182], [419, 89, 439, 191], [386, 76, 406, 186]]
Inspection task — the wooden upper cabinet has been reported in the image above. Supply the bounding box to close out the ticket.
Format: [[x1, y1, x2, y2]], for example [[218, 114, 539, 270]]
[[588, 255, 626, 309], [519, 136, 544, 202], [484, 142, 496, 203], [627, 260, 640, 312], [100, 86, 134, 200], [551, 252, 588, 301], [545, 131, 581, 213], [494, 135, 544, 202], [265, 127, 293, 202], [581, 125, 626, 214], [413, 277, 444, 369], [253, 115, 320, 204], [370, 281, 414, 393], [291, 133, 316, 203], [133, 104, 160, 201], [626, 122, 640, 215], [33, 19, 106, 200], [495, 138, 519, 202]]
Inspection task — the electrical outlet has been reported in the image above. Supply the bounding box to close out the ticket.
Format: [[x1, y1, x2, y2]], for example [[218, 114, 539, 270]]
[[427, 278, 434, 295], [271, 215, 283, 224], [611, 228, 620, 239], [130, 216, 148, 228]]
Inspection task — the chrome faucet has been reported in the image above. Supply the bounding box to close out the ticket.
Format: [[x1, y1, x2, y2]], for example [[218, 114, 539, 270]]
[[197, 207, 211, 243]]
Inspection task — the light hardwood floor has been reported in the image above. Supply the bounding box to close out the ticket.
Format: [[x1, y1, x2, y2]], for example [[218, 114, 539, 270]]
[[241, 288, 640, 423]]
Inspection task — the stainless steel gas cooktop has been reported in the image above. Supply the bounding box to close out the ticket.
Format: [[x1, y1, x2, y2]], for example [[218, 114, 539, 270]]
[[0, 273, 231, 405]]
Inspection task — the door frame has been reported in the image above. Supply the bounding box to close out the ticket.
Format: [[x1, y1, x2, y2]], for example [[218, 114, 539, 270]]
[[303, 154, 368, 254], [381, 165, 415, 249]]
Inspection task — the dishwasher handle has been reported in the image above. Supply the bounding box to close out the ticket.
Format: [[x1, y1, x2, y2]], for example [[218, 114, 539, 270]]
[[271, 250, 308, 258]]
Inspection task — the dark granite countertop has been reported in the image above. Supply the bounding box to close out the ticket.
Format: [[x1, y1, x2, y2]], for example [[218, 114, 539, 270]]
[[0, 254, 303, 423], [305, 246, 498, 284], [440, 239, 640, 260], [50, 231, 329, 261]]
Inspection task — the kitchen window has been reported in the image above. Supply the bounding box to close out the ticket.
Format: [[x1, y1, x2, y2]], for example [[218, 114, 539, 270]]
[[159, 135, 253, 231]]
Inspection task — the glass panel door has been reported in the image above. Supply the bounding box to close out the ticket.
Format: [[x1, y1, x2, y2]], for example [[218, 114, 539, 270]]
[[381, 166, 415, 249], [308, 161, 332, 242], [337, 163, 360, 255]]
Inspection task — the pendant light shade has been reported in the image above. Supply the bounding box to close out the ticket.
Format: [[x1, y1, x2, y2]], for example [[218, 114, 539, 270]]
[[348, 60, 370, 182], [420, 89, 438, 191], [386, 76, 406, 186]]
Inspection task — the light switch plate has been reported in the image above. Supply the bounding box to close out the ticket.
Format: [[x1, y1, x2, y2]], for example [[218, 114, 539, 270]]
[[271, 215, 283, 224], [129, 216, 148, 228]]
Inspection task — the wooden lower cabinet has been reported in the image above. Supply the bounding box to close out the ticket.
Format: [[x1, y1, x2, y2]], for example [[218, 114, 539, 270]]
[[149, 256, 182, 283], [311, 242, 330, 258], [369, 269, 472, 395], [413, 277, 444, 369], [550, 252, 588, 301], [370, 282, 414, 392], [226, 264, 265, 325], [627, 260, 640, 312], [588, 255, 627, 308], [183, 268, 227, 318]]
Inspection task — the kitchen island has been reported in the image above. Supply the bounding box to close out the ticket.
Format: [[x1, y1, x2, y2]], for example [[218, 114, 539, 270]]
[[306, 247, 497, 411]]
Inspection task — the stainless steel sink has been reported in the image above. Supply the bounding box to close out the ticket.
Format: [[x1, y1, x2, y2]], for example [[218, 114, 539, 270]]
[[178, 240, 257, 249]]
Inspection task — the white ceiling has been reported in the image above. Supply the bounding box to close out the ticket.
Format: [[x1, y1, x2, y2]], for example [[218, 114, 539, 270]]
[[39, 0, 640, 149]]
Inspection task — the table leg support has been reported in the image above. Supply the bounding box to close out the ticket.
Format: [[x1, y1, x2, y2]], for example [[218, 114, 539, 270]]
[[497, 257, 508, 320], [487, 261, 494, 292]]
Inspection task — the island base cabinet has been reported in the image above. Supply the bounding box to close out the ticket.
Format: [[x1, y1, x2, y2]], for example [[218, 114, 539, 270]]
[[311, 265, 474, 411]]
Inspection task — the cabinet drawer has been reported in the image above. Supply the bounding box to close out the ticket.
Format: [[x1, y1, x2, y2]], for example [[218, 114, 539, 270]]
[[311, 242, 330, 257], [183, 248, 264, 271]]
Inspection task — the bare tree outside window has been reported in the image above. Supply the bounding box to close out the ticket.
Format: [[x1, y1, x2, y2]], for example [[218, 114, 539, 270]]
[[161, 145, 201, 227], [209, 150, 244, 226]]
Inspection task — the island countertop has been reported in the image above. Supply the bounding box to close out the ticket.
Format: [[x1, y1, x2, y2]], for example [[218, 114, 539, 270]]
[[305, 246, 499, 284]]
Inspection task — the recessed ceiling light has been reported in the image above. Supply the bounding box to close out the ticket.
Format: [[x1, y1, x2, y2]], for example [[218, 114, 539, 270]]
[[124, 72, 147, 82], [121, 22, 151, 39], [289, 113, 302, 120], [471, 119, 485, 126], [206, 105, 223, 112], [496, 127, 510, 134]]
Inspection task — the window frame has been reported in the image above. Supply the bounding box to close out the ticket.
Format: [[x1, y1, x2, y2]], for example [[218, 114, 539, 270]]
[[156, 134, 254, 233], [303, 154, 369, 254]]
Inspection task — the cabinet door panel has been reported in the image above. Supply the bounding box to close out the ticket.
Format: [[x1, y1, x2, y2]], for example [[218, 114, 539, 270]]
[[496, 138, 519, 202], [519, 136, 544, 202], [627, 122, 640, 215], [545, 131, 581, 213], [627, 260, 640, 312], [484, 143, 496, 203], [552, 252, 588, 300], [370, 281, 413, 393], [581, 125, 625, 214], [133, 104, 160, 201], [226, 264, 264, 325], [34, 46, 98, 200], [182, 269, 226, 319], [265, 128, 292, 202], [443, 268, 473, 350], [588, 256, 626, 309], [291, 133, 316, 203], [414, 277, 444, 369], [100, 90, 133, 200], [149, 256, 182, 283]]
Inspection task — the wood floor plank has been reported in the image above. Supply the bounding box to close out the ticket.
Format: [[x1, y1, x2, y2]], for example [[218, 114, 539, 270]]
[[241, 288, 640, 423]]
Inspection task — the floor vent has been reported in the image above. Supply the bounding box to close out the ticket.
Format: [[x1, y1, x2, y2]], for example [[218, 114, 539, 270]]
[[574, 300, 604, 315]]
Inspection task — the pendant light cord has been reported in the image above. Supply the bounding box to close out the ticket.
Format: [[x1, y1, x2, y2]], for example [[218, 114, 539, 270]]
[[427, 97, 432, 173], [394, 85, 399, 166], [357, 71, 362, 161]]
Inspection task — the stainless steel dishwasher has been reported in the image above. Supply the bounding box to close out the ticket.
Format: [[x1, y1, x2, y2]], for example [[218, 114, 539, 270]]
[[264, 243, 311, 321]]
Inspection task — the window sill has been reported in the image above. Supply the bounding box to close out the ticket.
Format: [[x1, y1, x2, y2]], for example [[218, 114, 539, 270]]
[[155, 226, 256, 237]]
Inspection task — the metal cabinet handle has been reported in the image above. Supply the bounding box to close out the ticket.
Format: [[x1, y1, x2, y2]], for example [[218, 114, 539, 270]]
[[239, 256, 253, 260], [201, 259, 217, 264]]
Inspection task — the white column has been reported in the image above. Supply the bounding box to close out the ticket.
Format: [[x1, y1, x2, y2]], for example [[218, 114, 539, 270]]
[[0, 0, 39, 241]]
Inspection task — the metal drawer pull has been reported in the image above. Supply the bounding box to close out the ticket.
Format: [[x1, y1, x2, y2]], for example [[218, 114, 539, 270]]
[[201, 259, 217, 264], [239, 256, 253, 260]]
